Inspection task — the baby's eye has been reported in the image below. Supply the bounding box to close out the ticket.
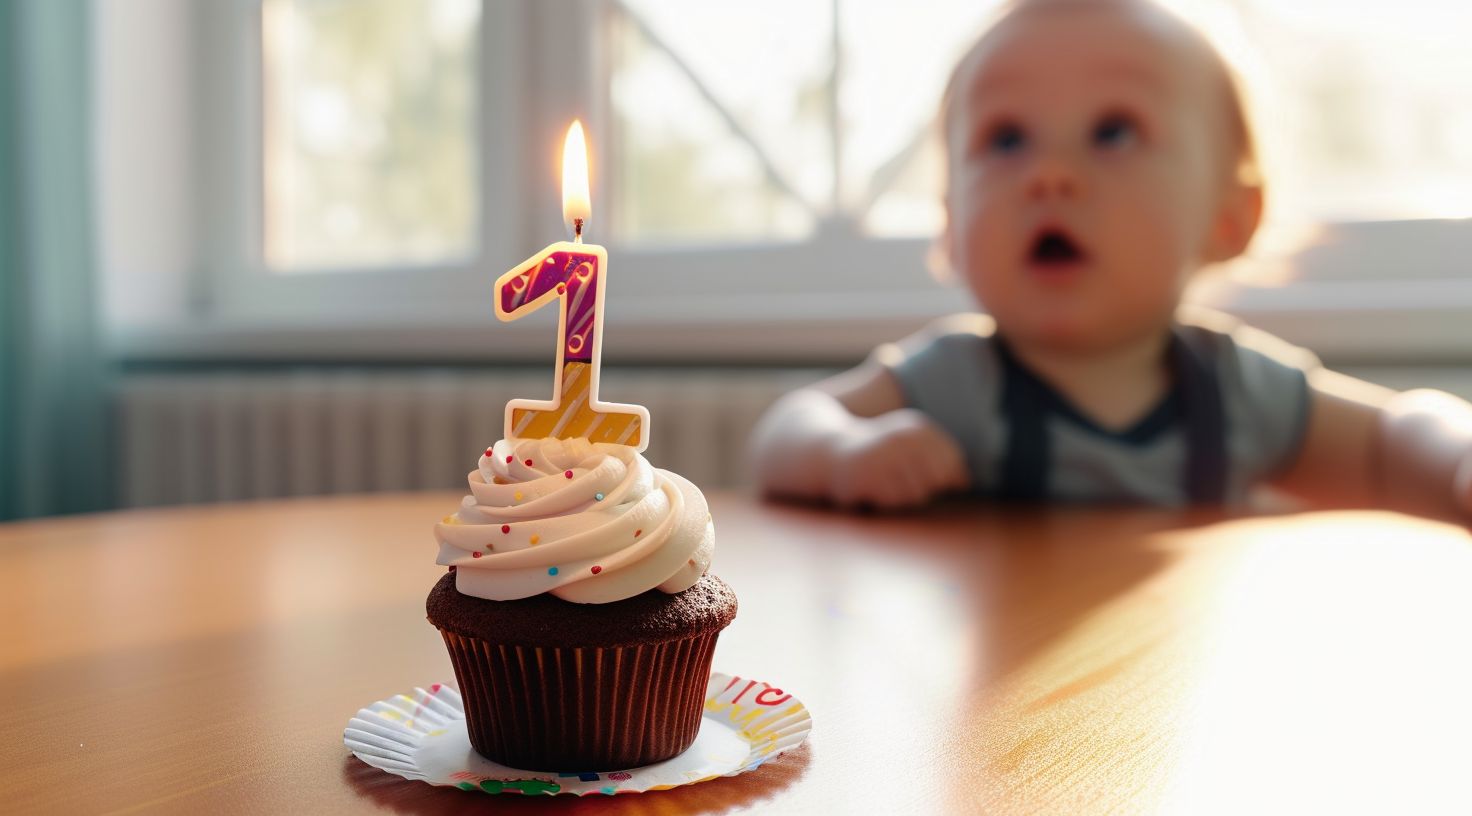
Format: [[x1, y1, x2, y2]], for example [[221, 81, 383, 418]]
[[985, 122, 1027, 155], [1092, 113, 1140, 150]]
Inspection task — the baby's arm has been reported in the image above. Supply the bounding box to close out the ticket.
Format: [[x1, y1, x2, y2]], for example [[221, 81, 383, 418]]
[[1272, 369, 1472, 520], [749, 360, 969, 509]]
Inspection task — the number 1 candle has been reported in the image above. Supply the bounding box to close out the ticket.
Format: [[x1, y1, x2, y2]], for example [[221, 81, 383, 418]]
[[494, 121, 649, 451]]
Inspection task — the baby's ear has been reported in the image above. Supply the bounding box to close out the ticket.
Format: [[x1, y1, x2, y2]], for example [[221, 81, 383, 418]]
[[1203, 181, 1264, 264]]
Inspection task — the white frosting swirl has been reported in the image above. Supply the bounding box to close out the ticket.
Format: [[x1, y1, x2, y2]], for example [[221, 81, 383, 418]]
[[434, 437, 714, 604]]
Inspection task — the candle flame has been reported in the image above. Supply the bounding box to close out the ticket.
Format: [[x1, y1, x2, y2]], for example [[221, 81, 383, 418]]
[[562, 120, 590, 237]]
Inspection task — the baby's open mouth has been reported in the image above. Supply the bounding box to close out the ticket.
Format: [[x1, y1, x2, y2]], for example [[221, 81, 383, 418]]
[[1029, 229, 1086, 266]]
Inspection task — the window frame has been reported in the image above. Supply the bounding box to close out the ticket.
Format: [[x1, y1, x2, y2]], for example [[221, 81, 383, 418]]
[[193, 0, 526, 323], [103, 0, 1472, 366]]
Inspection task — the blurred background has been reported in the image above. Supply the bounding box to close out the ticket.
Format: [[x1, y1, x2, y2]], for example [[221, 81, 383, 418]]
[[2, 0, 1470, 520]]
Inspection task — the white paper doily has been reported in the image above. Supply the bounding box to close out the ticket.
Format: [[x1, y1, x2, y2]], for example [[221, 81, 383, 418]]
[[344, 672, 811, 796]]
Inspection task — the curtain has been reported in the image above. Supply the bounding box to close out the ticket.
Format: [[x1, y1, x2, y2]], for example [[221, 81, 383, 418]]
[[0, 0, 112, 520]]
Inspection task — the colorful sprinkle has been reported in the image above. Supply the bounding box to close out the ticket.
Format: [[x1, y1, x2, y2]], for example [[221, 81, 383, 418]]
[[548, 567, 558, 576], [530, 535, 540, 545], [564, 470, 574, 479], [591, 565, 603, 575], [472, 552, 482, 558], [501, 524, 510, 534], [634, 529, 642, 538], [483, 447, 494, 458], [514, 491, 523, 501], [506, 455, 513, 463], [524, 459, 533, 466], [608, 772, 632, 781], [557, 283, 567, 294], [478, 779, 561, 795], [594, 492, 604, 501], [430, 683, 442, 693]]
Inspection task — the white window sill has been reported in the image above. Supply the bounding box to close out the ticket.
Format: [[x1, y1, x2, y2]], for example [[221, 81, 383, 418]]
[[1196, 279, 1472, 364], [108, 287, 957, 365], [108, 282, 1472, 366], [109, 220, 1472, 366]]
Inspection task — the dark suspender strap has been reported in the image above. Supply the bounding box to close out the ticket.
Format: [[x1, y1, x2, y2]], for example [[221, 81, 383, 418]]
[[1170, 328, 1228, 503], [995, 337, 1051, 501], [997, 330, 1226, 503]]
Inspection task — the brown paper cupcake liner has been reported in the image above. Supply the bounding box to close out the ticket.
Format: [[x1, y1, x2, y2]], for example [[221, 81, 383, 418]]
[[440, 628, 721, 771]]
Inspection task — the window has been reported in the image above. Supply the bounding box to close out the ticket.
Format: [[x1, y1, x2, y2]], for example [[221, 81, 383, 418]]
[[604, 0, 1472, 250], [104, 0, 1471, 363], [605, 0, 992, 244], [1234, 0, 1472, 226], [260, 0, 482, 271]]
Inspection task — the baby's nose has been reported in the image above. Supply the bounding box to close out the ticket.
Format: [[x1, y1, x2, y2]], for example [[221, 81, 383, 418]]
[[1025, 157, 1080, 200]]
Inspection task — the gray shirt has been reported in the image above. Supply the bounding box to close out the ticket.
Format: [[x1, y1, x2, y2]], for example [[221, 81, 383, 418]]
[[882, 311, 1317, 505]]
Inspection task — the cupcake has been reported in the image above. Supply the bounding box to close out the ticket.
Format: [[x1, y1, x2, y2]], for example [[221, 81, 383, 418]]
[[428, 436, 736, 771]]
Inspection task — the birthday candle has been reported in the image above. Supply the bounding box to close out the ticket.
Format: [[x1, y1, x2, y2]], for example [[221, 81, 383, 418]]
[[494, 121, 649, 451]]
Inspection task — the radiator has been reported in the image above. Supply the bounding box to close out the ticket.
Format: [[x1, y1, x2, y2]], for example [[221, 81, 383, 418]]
[[115, 367, 824, 508]]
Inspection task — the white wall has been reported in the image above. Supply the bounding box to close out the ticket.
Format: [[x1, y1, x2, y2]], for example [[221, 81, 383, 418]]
[[93, 0, 195, 331]]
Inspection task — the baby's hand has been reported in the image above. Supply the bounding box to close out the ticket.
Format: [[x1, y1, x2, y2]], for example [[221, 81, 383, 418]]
[[829, 409, 969, 510]]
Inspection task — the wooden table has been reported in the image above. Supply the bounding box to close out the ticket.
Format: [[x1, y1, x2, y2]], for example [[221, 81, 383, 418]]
[[4, 493, 1472, 814]]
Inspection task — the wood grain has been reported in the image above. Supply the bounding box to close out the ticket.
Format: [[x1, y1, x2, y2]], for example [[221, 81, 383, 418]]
[[2, 494, 1471, 814]]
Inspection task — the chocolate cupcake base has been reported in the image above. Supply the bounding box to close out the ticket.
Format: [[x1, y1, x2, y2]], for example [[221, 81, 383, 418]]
[[441, 629, 718, 770], [427, 572, 737, 771]]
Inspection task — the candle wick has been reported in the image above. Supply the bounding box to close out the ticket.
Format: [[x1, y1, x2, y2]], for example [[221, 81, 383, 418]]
[[573, 218, 584, 244]]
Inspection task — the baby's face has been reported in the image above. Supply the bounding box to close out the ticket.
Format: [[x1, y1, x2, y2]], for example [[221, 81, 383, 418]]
[[946, 2, 1237, 351]]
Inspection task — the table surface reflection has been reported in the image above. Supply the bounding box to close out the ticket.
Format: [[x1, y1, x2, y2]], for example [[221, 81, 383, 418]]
[[3, 492, 1472, 814]]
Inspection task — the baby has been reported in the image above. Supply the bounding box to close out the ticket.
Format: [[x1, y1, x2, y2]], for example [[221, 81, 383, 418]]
[[751, 0, 1472, 518]]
